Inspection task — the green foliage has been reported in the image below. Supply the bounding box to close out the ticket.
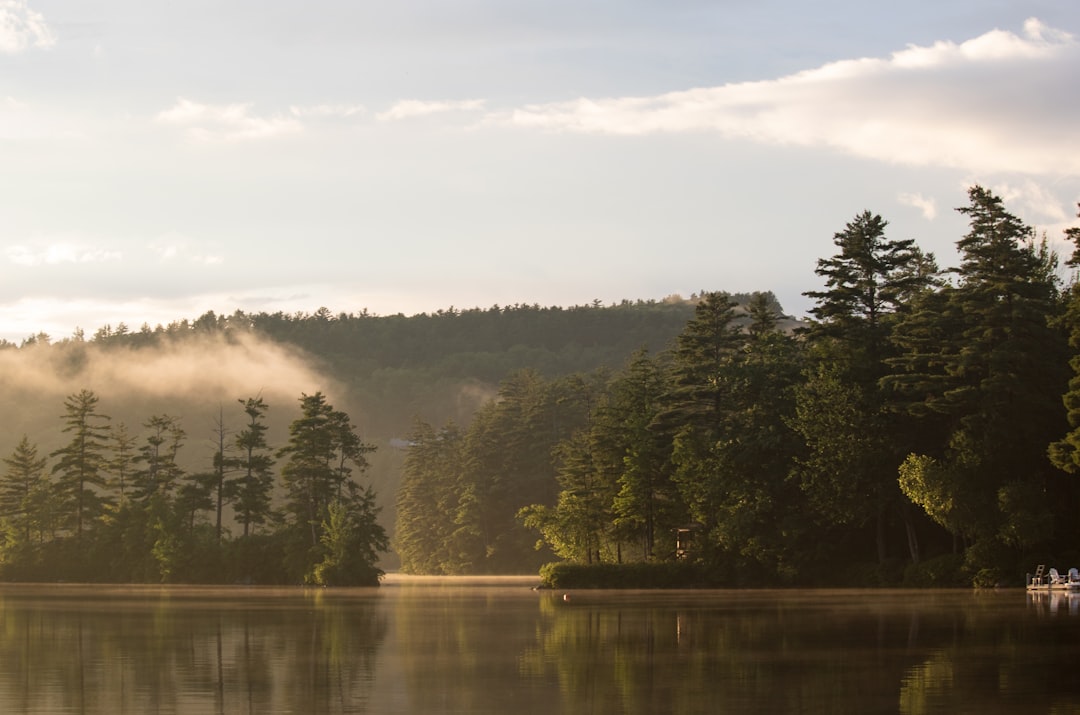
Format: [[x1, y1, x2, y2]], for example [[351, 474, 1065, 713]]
[[897, 454, 976, 540], [3, 195, 1080, 587], [226, 397, 276, 537], [1, 436, 50, 544], [278, 393, 386, 584], [394, 420, 467, 574], [0, 390, 387, 586], [131, 414, 186, 502], [888, 186, 1069, 560], [309, 497, 385, 586], [1048, 204, 1080, 474], [51, 389, 112, 541]]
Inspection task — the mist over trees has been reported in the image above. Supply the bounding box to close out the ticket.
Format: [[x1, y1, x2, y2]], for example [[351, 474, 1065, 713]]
[[0, 295, 712, 582], [3, 186, 1077, 587]]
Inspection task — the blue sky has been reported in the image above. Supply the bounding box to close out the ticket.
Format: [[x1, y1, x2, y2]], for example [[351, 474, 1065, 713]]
[[2, 0, 1078, 342]]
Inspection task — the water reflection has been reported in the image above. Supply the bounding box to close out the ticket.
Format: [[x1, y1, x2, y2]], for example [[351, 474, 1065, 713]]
[[516, 589, 1080, 714], [0, 585, 386, 715], [1, 583, 1079, 714], [1027, 589, 1080, 616]]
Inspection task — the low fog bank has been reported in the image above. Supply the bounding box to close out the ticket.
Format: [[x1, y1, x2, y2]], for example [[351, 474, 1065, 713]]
[[0, 330, 414, 561], [0, 331, 353, 471]]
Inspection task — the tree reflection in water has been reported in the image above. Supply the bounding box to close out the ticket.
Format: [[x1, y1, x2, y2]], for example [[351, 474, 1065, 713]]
[[0, 585, 386, 715], [513, 589, 1080, 714], [2, 584, 1080, 714]]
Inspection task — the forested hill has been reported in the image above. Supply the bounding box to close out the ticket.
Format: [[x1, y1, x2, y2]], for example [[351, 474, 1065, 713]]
[[73, 292, 794, 433], [0, 292, 791, 582]]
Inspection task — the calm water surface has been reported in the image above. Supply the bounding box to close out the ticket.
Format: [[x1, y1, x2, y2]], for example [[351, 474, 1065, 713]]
[[0, 577, 1078, 714]]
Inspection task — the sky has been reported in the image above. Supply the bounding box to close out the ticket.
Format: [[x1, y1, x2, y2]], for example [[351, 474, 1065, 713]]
[[2, 0, 1079, 343]]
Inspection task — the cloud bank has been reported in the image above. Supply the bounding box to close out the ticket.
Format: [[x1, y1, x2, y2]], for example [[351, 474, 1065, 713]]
[[156, 98, 302, 141], [377, 99, 486, 121], [0, 331, 337, 404], [495, 18, 1079, 176], [0, 0, 53, 54]]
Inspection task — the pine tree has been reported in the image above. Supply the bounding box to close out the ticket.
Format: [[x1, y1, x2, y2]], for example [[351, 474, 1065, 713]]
[[1047, 205, 1080, 473], [226, 397, 275, 537], [667, 291, 743, 434], [804, 211, 926, 367], [107, 421, 136, 504], [665, 292, 751, 563], [1, 436, 49, 543], [278, 392, 385, 583], [794, 211, 938, 564], [278, 392, 338, 548], [51, 389, 112, 542], [131, 414, 186, 502], [888, 186, 1068, 554], [394, 420, 464, 574]]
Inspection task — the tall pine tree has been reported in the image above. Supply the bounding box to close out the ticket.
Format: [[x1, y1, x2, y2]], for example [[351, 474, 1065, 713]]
[[51, 390, 112, 543], [887, 186, 1068, 563]]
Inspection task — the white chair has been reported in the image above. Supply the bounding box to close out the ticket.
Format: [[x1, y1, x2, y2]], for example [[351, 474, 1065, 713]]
[[1049, 568, 1066, 584]]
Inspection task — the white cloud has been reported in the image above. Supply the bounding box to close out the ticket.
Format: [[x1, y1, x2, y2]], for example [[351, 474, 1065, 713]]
[[986, 178, 1070, 223], [0, 0, 54, 54], [493, 19, 1079, 176], [6, 242, 121, 266], [156, 98, 302, 141], [898, 192, 938, 220], [289, 103, 366, 119], [377, 99, 486, 121]]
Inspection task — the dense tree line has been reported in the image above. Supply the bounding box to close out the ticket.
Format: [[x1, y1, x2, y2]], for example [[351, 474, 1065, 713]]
[[396, 187, 1080, 586], [0, 391, 387, 585], [4, 296, 778, 435]]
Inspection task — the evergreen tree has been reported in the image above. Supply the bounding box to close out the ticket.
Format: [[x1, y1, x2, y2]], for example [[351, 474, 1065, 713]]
[[458, 370, 593, 573], [51, 389, 112, 542], [1, 436, 49, 543], [107, 421, 136, 504], [278, 392, 385, 583], [794, 212, 938, 564], [278, 392, 339, 549], [131, 414, 186, 502], [207, 406, 233, 541], [520, 429, 613, 565], [665, 292, 746, 562], [1045, 204, 1080, 549], [394, 420, 465, 574], [711, 297, 804, 579], [605, 349, 678, 561], [667, 291, 743, 434], [804, 211, 924, 366], [887, 186, 1068, 560], [226, 397, 276, 537], [1047, 204, 1080, 474]]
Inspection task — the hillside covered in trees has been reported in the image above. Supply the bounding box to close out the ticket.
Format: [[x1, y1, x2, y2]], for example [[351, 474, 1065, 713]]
[[4, 186, 1079, 588], [0, 290, 760, 581]]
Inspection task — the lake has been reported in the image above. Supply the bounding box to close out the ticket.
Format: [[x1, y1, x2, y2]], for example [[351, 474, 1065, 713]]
[[0, 576, 1078, 714]]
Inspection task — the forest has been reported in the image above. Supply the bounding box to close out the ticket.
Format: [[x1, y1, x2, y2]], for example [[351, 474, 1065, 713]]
[[0, 390, 386, 585], [3, 185, 1079, 587], [396, 186, 1080, 587], [0, 282, 707, 583]]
